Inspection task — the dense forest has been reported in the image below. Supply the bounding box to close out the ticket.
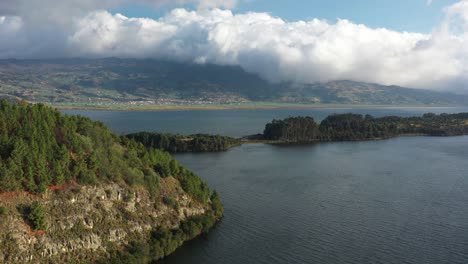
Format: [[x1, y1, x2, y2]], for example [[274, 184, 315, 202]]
[[0, 100, 217, 203], [263, 113, 468, 142], [126, 132, 241, 153], [0, 100, 224, 263]]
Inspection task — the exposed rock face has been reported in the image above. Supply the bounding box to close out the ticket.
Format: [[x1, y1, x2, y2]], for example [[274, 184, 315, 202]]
[[0, 177, 207, 263]]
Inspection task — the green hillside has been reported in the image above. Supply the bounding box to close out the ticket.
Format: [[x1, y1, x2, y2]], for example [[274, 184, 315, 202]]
[[0, 58, 466, 108], [0, 100, 216, 202], [0, 100, 223, 263]]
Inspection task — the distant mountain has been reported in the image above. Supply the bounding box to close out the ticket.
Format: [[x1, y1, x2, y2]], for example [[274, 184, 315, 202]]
[[0, 58, 466, 107], [274, 81, 468, 105]]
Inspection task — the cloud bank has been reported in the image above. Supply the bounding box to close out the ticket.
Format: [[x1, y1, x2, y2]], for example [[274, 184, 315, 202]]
[[0, 0, 468, 91]]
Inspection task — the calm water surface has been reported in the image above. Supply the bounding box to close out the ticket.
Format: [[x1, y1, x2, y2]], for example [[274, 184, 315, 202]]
[[65, 108, 468, 264], [63, 107, 468, 137]]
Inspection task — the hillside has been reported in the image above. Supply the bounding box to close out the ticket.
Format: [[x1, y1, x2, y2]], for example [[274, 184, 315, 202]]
[[0, 59, 466, 108], [0, 101, 223, 263], [274, 81, 468, 105]]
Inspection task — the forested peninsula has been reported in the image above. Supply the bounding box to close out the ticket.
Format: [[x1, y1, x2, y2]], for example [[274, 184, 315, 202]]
[[126, 132, 240, 153], [259, 113, 468, 143], [0, 101, 223, 263], [127, 113, 468, 154]]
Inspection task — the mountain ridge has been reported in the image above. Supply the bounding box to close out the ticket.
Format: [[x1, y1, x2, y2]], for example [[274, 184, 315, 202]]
[[0, 58, 466, 108]]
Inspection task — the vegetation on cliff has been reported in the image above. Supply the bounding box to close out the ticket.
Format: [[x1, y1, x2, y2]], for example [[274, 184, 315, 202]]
[[126, 132, 241, 153], [0, 100, 154, 194], [26, 202, 47, 231], [0, 100, 223, 263], [263, 113, 468, 142], [0, 100, 214, 203], [104, 191, 223, 264]]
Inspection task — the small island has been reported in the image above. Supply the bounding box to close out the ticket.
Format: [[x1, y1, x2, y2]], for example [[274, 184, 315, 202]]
[[259, 113, 468, 143]]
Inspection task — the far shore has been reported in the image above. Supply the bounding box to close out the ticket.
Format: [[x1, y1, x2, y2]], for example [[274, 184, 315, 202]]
[[47, 102, 464, 112]]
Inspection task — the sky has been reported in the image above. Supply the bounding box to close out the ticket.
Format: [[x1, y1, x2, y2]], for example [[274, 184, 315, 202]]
[[114, 0, 458, 32], [0, 0, 468, 92]]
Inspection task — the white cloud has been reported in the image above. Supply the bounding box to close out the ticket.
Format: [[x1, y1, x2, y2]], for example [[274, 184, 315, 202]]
[[0, 0, 468, 91]]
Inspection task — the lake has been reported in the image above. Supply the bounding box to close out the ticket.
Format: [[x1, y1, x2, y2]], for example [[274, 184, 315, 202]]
[[64, 107, 468, 264], [63, 106, 468, 137]]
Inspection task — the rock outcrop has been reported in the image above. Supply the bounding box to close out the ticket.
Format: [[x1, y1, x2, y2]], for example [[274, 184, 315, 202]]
[[0, 177, 208, 263]]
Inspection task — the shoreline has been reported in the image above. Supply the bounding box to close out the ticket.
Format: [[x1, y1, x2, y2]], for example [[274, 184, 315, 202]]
[[49, 102, 464, 112], [240, 133, 430, 145], [171, 133, 468, 154]]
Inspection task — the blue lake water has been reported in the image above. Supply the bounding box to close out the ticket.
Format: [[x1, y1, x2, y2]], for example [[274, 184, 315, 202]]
[[63, 107, 468, 137], [64, 107, 468, 264]]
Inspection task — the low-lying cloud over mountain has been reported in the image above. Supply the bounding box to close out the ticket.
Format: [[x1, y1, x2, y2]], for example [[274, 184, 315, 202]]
[[0, 0, 468, 91]]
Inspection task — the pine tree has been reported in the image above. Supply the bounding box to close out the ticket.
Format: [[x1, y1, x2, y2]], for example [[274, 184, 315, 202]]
[[28, 202, 47, 231]]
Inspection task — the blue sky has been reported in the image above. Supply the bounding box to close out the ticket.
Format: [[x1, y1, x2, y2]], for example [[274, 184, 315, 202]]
[[113, 0, 459, 32]]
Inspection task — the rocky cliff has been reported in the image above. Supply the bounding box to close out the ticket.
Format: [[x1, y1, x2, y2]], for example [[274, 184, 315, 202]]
[[0, 177, 214, 263]]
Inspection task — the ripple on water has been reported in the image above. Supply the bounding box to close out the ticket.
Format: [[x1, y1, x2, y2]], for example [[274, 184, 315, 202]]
[[168, 136, 468, 264]]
